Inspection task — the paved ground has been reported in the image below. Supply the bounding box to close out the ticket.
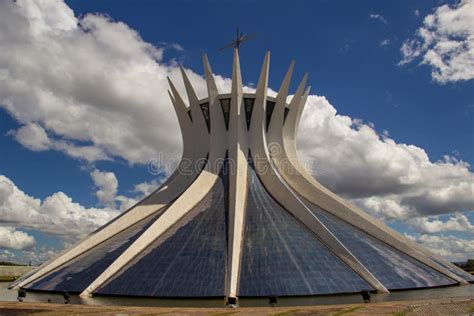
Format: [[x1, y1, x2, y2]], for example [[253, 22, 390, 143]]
[[0, 297, 473, 315]]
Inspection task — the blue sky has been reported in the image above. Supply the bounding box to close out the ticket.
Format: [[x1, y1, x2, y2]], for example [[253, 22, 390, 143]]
[[0, 0, 473, 264]]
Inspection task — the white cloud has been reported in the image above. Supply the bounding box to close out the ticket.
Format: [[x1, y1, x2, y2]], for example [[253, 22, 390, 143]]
[[0, 175, 119, 239], [0, 169, 159, 254], [114, 179, 165, 212], [13, 123, 51, 151], [407, 213, 474, 234], [400, 0, 474, 83], [414, 9, 420, 17], [0, 249, 16, 263], [0, 227, 35, 250], [12, 123, 109, 161], [406, 233, 474, 262], [90, 169, 118, 208], [400, 180, 474, 215], [0, 0, 184, 168], [369, 14, 388, 24], [0, 171, 151, 263], [380, 38, 391, 47], [353, 196, 411, 220], [115, 195, 138, 212], [0, 246, 60, 266], [89, 169, 153, 211], [297, 96, 474, 219], [133, 179, 161, 197], [158, 42, 184, 52]]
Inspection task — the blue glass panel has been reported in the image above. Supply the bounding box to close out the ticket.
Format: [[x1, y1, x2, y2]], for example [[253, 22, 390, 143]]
[[429, 256, 474, 282], [25, 212, 162, 293], [283, 107, 289, 122], [265, 100, 275, 131], [304, 202, 457, 289], [200, 102, 210, 132], [244, 98, 254, 130], [220, 98, 230, 129], [187, 109, 192, 122], [97, 171, 228, 297], [238, 166, 372, 297]]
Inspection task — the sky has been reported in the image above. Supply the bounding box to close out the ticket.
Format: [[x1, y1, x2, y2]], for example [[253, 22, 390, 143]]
[[0, 0, 473, 264]]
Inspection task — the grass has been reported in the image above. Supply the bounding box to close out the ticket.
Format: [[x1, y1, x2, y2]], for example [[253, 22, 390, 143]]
[[468, 303, 474, 313], [392, 307, 410, 316], [211, 312, 239, 316], [0, 276, 17, 282], [0, 262, 26, 267], [272, 308, 302, 316], [331, 306, 362, 316]]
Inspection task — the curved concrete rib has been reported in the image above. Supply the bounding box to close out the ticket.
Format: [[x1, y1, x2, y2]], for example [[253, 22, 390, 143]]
[[226, 49, 248, 299], [249, 52, 388, 293], [14, 75, 208, 291], [268, 79, 468, 284], [288, 86, 311, 142], [203, 54, 226, 153], [80, 56, 227, 298], [180, 65, 209, 135], [267, 60, 294, 135]]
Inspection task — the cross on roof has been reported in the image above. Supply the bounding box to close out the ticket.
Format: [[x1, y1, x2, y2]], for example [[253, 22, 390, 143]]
[[219, 27, 256, 51]]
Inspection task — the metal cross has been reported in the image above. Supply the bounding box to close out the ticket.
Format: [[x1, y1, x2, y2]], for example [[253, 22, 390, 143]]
[[219, 27, 257, 51]]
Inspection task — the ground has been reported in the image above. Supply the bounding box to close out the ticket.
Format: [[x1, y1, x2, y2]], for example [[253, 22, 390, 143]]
[[0, 297, 473, 315]]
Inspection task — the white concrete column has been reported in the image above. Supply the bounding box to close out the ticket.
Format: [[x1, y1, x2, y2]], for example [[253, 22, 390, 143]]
[[226, 49, 249, 299]]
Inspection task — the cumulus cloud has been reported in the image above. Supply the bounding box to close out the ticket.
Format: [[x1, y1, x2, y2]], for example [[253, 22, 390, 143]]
[[158, 42, 184, 52], [108, 179, 162, 213], [12, 123, 51, 151], [12, 123, 109, 161], [115, 195, 138, 212], [0, 0, 185, 168], [407, 213, 474, 234], [297, 96, 474, 219], [0, 227, 35, 250], [400, 180, 474, 216], [0, 249, 15, 262], [0, 175, 119, 239], [134, 179, 161, 197], [90, 169, 118, 208], [399, 0, 474, 83], [89, 169, 151, 211], [406, 233, 474, 262], [0, 246, 59, 266], [0, 171, 158, 263], [353, 196, 411, 220]]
